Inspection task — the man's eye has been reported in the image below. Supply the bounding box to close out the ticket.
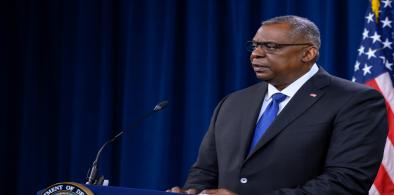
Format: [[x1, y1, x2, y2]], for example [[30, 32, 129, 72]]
[[265, 43, 280, 49]]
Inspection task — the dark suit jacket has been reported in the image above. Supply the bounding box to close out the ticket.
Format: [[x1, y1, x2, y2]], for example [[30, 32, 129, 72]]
[[184, 69, 388, 195]]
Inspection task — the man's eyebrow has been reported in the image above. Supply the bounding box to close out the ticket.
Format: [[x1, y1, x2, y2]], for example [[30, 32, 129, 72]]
[[252, 40, 277, 43]]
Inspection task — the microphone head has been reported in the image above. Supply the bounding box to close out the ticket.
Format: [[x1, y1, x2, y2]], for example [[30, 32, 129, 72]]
[[153, 100, 168, 112]]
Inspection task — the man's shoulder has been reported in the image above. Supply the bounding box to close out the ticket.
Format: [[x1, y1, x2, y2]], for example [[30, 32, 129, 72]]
[[213, 82, 265, 112], [309, 72, 384, 107], [214, 82, 266, 108], [227, 82, 266, 99], [325, 73, 380, 95]]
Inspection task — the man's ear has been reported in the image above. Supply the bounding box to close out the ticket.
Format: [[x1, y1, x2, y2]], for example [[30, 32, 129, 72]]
[[301, 47, 318, 63]]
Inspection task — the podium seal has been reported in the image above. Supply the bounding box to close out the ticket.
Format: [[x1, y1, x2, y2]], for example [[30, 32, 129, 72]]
[[41, 182, 94, 195]]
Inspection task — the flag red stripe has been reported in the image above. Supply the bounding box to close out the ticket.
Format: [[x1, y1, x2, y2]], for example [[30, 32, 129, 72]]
[[353, 2, 394, 194], [366, 79, 394, 195], [386, 106, 394, 143], [366, 79, 394, 143], [373, 165, 394, 194]]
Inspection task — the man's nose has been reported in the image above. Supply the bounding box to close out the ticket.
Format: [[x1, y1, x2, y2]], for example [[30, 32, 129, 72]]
[[250, 47, 266, 60]]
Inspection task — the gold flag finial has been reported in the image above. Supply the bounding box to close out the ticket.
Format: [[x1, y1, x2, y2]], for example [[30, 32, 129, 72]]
[[371, 0, 380, 22]]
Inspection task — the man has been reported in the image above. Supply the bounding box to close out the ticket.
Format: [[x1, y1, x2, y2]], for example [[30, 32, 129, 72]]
[[168, 15, 387, 195]]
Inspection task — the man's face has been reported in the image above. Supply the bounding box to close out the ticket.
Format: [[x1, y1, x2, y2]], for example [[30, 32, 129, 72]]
[[250, 23, 313, 90]]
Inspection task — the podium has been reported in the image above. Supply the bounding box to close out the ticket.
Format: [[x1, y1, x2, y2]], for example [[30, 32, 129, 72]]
[[37, 183, 182, 195]]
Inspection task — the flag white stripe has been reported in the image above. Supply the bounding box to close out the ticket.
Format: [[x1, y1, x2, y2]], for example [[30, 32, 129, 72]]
[[375, 73, 394, 111], [369, 184, 380, 195], [371, 74, 394, 194], [375, 73, 394, 185], [381, 138, 394, 184]]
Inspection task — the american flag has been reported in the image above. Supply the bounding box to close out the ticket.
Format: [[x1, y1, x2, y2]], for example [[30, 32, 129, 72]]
[[352, 0, 394, 194]]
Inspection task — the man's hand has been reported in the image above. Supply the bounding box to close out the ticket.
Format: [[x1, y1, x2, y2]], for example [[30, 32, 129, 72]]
[[199, 188, 236, 195], [166, 186, 199, 194]]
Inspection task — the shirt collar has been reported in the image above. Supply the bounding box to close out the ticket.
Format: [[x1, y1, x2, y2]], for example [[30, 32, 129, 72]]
[[265, 63, 319, 100]]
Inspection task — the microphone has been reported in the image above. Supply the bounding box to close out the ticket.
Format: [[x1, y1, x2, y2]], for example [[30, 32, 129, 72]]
[[86, 100, 169, 185]]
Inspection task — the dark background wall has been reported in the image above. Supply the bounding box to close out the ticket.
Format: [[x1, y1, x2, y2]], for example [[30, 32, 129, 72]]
[[1, 0, 369, 194]]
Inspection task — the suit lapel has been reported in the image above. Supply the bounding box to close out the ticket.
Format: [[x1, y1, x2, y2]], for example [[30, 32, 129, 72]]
[[239, 82, 268, 160], [244, 69, 331, 161]]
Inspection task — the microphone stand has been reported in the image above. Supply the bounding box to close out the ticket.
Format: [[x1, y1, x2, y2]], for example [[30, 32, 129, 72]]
[[86, 101, 168, 185]]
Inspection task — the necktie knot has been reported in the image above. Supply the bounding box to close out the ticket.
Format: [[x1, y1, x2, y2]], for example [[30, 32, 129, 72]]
[[271, 93, 287, 103]]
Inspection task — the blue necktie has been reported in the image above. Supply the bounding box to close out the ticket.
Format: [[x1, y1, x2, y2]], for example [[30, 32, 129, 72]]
[[248, 93, 287, 154]]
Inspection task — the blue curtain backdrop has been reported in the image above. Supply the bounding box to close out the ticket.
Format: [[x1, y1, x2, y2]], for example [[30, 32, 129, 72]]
[[1, 0, 369, 194]]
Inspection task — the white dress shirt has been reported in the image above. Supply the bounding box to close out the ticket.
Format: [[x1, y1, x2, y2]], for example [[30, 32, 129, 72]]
[[257, 63, 319, 121]]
